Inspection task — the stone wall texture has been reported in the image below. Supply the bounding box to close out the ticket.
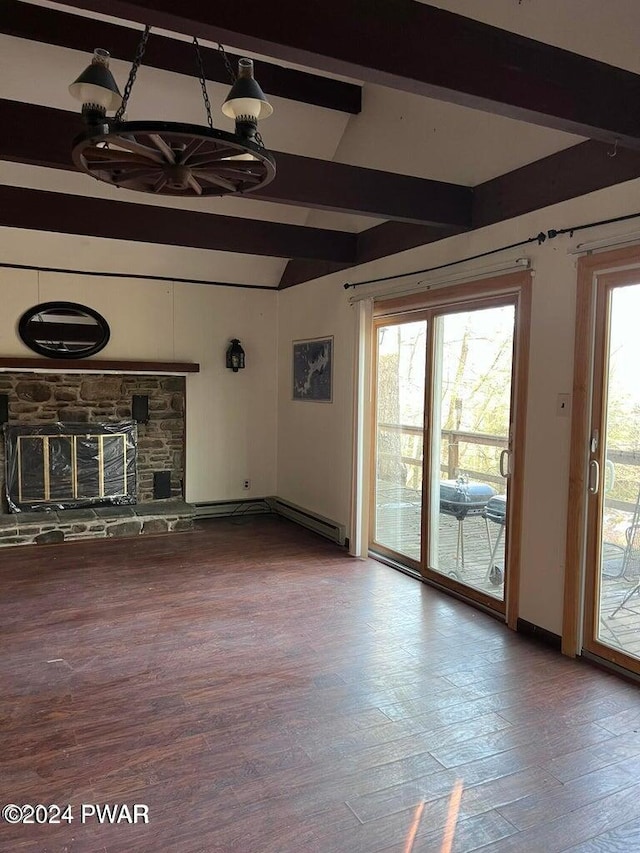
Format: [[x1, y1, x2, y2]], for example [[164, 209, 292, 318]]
[[0, 372, 186, 513]]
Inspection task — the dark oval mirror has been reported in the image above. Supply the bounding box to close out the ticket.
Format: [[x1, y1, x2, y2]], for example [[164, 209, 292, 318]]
[[18, 301, 110, 360]]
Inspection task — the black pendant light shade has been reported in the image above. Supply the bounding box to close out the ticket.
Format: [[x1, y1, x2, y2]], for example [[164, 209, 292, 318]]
[[222, 58, 273, 140], [69, 49, 122, 124]]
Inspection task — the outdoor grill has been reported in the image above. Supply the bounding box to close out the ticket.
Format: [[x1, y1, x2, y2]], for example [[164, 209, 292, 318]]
[[440, 479, 496, 520], [439, 479, 496, 571]]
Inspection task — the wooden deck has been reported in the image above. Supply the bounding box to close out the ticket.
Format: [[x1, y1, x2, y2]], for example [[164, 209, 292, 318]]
[[375, 484, 640, 657], [600, 576, 640, 659], [374, 484, 506, 602]]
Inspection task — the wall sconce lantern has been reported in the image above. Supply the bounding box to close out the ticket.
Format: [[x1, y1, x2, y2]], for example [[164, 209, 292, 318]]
[[226, 338, 245, 372]]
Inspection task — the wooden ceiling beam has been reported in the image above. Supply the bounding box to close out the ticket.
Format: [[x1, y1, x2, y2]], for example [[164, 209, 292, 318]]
[[3, 1, 361, 115], [0, 100, 472, 228], [0, 101, 84, 170], [0, 186, 357, 263], [279, 223, 461, 289], [58, 0, 640, 149], [473, 139, 640, 228], [256, 152, 471, 228], [278, 259, 352, 290], [356, 223, 463, 266]]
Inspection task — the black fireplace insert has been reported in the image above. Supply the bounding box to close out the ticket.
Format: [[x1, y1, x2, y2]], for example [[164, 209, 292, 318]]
[[4, 421, 137, 512]]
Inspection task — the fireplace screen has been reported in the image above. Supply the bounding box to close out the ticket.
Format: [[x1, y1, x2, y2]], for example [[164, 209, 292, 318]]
[[4, 422, 137, 512]]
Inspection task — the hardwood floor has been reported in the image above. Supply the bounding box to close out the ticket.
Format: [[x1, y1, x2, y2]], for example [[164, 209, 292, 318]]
[[1, 515, 640, 853]]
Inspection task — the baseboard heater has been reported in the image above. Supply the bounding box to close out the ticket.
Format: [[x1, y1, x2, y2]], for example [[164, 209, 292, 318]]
[[193, 496, 346, 546], [193, 499, 271, 519], [268, 497, 346, 546]]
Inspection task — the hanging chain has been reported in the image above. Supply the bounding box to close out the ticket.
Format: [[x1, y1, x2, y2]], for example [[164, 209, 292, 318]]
[[112, 29, 264, 147], [217, 42, 237, 83], [193, 37, 214, 130], [114, 24, 151, 122]]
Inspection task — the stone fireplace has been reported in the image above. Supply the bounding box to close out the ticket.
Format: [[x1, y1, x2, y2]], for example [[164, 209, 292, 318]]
[[0, 370, 193, 546]]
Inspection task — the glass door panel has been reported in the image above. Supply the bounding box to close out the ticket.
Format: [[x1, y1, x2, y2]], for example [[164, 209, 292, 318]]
[[427, 305, 515, 602], [373, 319, 427, 563], [591, 283, 640, 666]]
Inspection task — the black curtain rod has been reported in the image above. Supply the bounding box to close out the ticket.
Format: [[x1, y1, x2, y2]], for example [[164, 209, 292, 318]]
[[344, 209, 640, 290], [343, 233, 546, 289], [0, 262, 276, 291], [546, 209, 640, 240]]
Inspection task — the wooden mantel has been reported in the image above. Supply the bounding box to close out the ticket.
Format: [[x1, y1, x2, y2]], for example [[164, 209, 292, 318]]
[[0, 357, 200, 373]]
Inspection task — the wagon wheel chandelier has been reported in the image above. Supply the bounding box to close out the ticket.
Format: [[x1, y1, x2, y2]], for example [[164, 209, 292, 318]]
[[69, 27, 275, 198]]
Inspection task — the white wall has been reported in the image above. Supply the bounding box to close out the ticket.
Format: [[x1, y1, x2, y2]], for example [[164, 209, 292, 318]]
[[276, 278, 355, 525], [0, 236, 278, 504], [276, 176, 640, 635], [173, 282, 278, 501]]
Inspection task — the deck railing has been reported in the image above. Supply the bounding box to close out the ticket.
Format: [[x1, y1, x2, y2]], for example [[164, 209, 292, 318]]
[[377, 422, 507, 487], [377, 423, 640, 512]]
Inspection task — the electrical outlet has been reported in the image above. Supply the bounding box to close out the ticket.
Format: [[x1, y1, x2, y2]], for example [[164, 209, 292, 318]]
[[243, 479, 251, 490]]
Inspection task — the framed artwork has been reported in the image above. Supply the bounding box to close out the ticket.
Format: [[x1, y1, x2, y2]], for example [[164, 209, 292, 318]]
[[292, 336, 333, 402]]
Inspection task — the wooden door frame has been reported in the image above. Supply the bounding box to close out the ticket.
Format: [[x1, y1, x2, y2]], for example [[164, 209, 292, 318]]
[[564, 246, 640, 658], [370, 270, 531, 628]]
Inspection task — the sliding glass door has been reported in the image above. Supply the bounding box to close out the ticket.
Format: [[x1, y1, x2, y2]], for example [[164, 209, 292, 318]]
[[372, 317, 427, 566], [427, 304, 515, 603], [583, 273, 640, 673], [370, 275, 529, 620]]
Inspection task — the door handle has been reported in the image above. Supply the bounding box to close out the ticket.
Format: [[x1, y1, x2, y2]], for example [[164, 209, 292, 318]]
[[589, 459, 600, 494], [499, 449, 510, 478]]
